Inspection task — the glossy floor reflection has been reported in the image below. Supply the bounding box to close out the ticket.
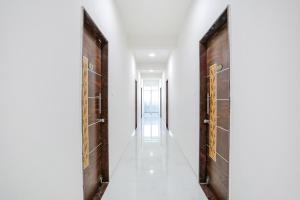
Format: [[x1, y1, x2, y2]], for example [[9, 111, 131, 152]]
[[102, 116, 208, 200]]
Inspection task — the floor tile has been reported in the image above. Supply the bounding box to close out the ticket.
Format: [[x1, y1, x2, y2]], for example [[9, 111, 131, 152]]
[[102, 116, 207, 200]]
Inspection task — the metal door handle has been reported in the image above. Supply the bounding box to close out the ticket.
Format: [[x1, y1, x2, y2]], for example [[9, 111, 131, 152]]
[[98, 93, 101, 114], [204, 119, 209, 124]]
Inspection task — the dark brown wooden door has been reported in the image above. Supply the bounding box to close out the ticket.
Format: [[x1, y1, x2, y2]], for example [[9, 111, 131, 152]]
[[199, 10, 230, 200], [82, 11, 109, 200], [166, 80, 169, 129]]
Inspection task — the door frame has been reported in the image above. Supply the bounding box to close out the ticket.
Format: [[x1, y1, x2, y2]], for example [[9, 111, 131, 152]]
[[199, 7, 229, 198]]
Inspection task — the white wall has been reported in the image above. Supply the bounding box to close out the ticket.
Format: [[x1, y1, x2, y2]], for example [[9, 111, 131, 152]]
[[136, 72, 142, 127], [167, 0, 300, 199], [229, 0, 300, 199], [0, 0, 136, 199], [167, 0, 228, 177], [0, 1, 83, 199], [83, 0, 136, 177]]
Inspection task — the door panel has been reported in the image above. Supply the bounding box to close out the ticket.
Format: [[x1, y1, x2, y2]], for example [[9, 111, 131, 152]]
[[199, 9, 230, 200], [206, 23, 230, 200], [82, 10, 109, 200], [82, 25, 102, 200]]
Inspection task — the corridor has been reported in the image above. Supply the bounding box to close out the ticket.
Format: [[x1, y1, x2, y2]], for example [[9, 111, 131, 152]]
[[102, 116, 207, 200], [2, 0, 300, 199]]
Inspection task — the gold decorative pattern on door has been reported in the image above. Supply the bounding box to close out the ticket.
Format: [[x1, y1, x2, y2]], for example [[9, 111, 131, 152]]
[[209, 64, 217, 161], [82, 56, 89, 169]]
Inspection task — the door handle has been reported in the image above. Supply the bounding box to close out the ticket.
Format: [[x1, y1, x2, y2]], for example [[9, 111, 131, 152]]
[[204, 119, 209, 124], [98, 93, 101, 114]]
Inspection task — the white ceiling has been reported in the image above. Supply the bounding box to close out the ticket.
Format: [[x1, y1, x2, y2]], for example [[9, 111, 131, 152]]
[[114, 0, 192, 69], [133, 49, 170, 65]]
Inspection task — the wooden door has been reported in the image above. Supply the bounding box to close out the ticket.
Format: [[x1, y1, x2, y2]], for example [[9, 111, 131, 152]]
[[199, 9, 230, 200], [166, 80, 169, 129], [82, 10, 109, 200]]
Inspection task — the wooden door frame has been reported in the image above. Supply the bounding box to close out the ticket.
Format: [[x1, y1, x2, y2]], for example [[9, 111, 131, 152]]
[[82, 9, 109, 199], [199, 8, 229, 198]]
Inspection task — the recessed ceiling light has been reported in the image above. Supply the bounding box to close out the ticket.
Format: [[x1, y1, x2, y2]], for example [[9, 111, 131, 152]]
[[149, 53, 156, 57], [149, 70, 154, 73], [149, 169, 154, 174]]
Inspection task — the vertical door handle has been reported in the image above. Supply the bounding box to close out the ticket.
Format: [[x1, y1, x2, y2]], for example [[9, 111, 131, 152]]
[[98, 93, 101, 114], [98, 93, 105, 123]]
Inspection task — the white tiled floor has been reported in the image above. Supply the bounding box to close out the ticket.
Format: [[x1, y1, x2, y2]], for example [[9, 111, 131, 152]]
[[102, 116, 208, 200]]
